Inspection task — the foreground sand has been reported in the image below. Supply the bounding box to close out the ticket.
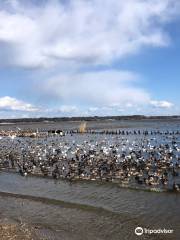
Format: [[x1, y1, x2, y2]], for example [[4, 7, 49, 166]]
[[0, 219, 36, 240]]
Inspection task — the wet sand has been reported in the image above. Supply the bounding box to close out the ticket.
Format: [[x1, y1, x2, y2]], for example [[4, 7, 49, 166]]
[[0, 120, 180, 239], [0, 171, 180, 240], [0, 218, 36, 240], [0, 193, 177, 240]]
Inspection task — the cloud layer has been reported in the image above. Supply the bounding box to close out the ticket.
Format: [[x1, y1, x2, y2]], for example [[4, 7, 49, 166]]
[[150, 100, 174, 108], [38, 70, 150, 106], [0, 0, 179, 68], [0, 0, 179, 117], [0, 96, 38, 112], [32, 70, 174, 116]]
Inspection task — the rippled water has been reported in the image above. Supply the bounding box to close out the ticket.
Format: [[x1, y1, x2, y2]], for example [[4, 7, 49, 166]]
[[0, 120, 180, 240], [0, 172, 179, 239]]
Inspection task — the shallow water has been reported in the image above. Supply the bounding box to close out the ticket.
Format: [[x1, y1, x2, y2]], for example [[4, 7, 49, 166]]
[[0, 120, 180, 239], [0, 172, 179, 239], [0, 118, 180, 131]]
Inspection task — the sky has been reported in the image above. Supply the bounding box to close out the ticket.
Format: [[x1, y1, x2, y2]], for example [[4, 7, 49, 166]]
[[0, 0, 180, 118]]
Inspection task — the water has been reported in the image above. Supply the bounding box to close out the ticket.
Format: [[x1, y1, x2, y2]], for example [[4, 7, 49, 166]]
[[0, 119, 180, 239]]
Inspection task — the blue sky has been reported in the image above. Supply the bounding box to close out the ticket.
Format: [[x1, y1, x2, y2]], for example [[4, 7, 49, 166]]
[[0, 0, 180, 118]]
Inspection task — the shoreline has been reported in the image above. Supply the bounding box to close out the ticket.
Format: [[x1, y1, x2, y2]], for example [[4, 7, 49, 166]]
[[1, 168, 178, 194], [0, 115, 180, 124]]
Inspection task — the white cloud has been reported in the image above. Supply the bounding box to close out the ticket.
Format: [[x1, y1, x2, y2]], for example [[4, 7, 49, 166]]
[[31, 70, 177, 116], [0, 0, 179, 68], [88, 107, 99, 112], [58, 105, 79, 114], [150, 100, 174, 108], [37, 70, 150, 107], [0, 96, 38, 112], [0, 96, 175, 117], [0, 0, 178, 117]]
